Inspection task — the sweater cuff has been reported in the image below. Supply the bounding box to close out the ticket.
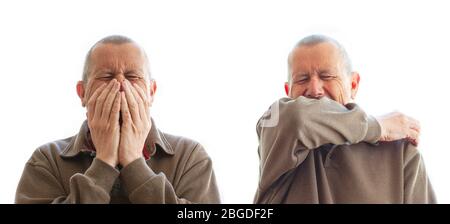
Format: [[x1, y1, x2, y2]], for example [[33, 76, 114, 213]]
[[120, 157, 157, 196], [85, 158, 120, 193], [364, 115, 382, 144]]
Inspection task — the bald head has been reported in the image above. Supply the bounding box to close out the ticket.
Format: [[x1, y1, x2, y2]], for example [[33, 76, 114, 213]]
[[82, 35, 151, 82], [287, 35, 353, 84]]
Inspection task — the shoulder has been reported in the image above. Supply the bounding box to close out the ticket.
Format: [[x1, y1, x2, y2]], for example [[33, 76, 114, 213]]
[[28, 136, 75, 167], [365, 139, 422, 165], [400, 140, 424, 167], [159, 131, 210, 161], [380, 139, 421, 160]]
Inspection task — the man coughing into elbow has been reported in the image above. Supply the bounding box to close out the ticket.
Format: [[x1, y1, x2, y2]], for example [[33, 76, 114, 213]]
[[254, 34, 436, 204]]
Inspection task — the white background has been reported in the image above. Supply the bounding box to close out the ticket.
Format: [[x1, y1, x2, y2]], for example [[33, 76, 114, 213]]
[[0, 0, 449, 203]]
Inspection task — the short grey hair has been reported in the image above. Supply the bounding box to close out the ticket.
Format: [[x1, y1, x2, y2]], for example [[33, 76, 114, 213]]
[[287, 34, 353, 83], [82, 35, 151, 82]]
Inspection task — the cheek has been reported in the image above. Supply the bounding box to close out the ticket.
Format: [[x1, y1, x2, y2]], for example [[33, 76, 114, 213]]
[[85, 81, 106, 100], [290, 85, 306, 98], [324, 80, 349, 103]]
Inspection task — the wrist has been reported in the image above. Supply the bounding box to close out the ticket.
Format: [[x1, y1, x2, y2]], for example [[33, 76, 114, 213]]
[[365, 115, 382, 143], [120, 154, 142, 167], [96, 154, 118, 168]]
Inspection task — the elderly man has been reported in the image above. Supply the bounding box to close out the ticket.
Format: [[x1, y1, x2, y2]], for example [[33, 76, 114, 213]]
[[254, 35, 436, 203], [16, 35, 220, 204]]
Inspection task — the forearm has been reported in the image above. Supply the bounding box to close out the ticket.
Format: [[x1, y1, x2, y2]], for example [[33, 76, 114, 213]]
[[257, 96, 381, 193], [259, 96, 380, 159], [120, 157, 220, 204], [16, 158, 119, 204], [61, 158, 119, 203], [279, 96, 379, 147]]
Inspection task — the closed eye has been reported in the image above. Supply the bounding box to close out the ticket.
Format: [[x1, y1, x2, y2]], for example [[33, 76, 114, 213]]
[[97, 73, 114, 80], [320, 73, 336, 80], [125, 74, 143, 80], [294, 74, 309, 84]]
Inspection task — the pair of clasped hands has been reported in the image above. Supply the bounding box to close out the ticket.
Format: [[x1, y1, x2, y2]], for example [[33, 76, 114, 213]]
[[86, 79, 151, 168]]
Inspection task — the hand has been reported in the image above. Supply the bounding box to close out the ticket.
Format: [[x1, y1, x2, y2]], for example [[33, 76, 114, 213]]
[[376, 111, 421, 146], [86, 80, 121, 167], [119, 80, 152, 167]]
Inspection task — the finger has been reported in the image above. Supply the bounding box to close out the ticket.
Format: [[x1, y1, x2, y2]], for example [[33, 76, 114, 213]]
[[413, 136, 420, 146], [408, 117, 421, 133], [129, 82, 144, 106], [87, 82, 108, 121], [133, 83, 151, 121], [132, 83, 149, 107], [109, 91, 121, 124], [123, 80, 140, 122], [101, 81, 120, 122], [406, 128, 420, 146], [83, 80, 97, 102], [94, 80, 116, 121], [121, 91, 132, 124], [406, 136, 419, 146], [129, 83, 147, 121]]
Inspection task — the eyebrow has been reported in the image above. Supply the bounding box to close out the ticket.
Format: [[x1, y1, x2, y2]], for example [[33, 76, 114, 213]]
[[93, 68, 144, 76], [318, 69, 331, 74], [94, 68, 113, 74], [124, 69, 144, 74], [321, 70, 341, 77], [293, 73, 309, 78]]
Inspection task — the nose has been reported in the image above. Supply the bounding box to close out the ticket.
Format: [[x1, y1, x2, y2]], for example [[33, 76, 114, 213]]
[[114, 74, 126, 92], [305, 76, 324, 99]]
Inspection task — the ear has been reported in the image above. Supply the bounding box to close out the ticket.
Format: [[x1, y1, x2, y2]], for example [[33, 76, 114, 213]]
[[284, 82, 290, 96], [76, 81, 86, 107], [148, 79, 157, 107], [350, 72, 360, 100]]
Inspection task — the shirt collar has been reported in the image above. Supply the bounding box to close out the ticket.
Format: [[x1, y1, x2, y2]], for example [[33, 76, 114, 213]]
[[60, 118, 174, 158]]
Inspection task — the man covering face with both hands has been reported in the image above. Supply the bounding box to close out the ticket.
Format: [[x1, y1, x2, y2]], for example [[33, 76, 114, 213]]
[[16, 35, 220, 204]]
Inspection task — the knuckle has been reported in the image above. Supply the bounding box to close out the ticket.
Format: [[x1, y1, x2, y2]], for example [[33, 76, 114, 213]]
[[129, 101, 138, 108], [399, 115, 407, 124], [97, 95, 106, 102], [127, 101, 134, 107], [90, 122, 100, 130]]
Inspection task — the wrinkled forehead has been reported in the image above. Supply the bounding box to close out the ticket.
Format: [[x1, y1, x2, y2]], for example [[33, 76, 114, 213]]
[[290, 42, 342, 72], [89, 43, 146, 70]]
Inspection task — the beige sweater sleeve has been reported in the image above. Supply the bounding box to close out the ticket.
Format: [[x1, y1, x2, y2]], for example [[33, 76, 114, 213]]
[[256, 96, 381, 195], [119, 144, 221, 204], [403, 143, 437, 203], [15, 150, 119, 204]]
